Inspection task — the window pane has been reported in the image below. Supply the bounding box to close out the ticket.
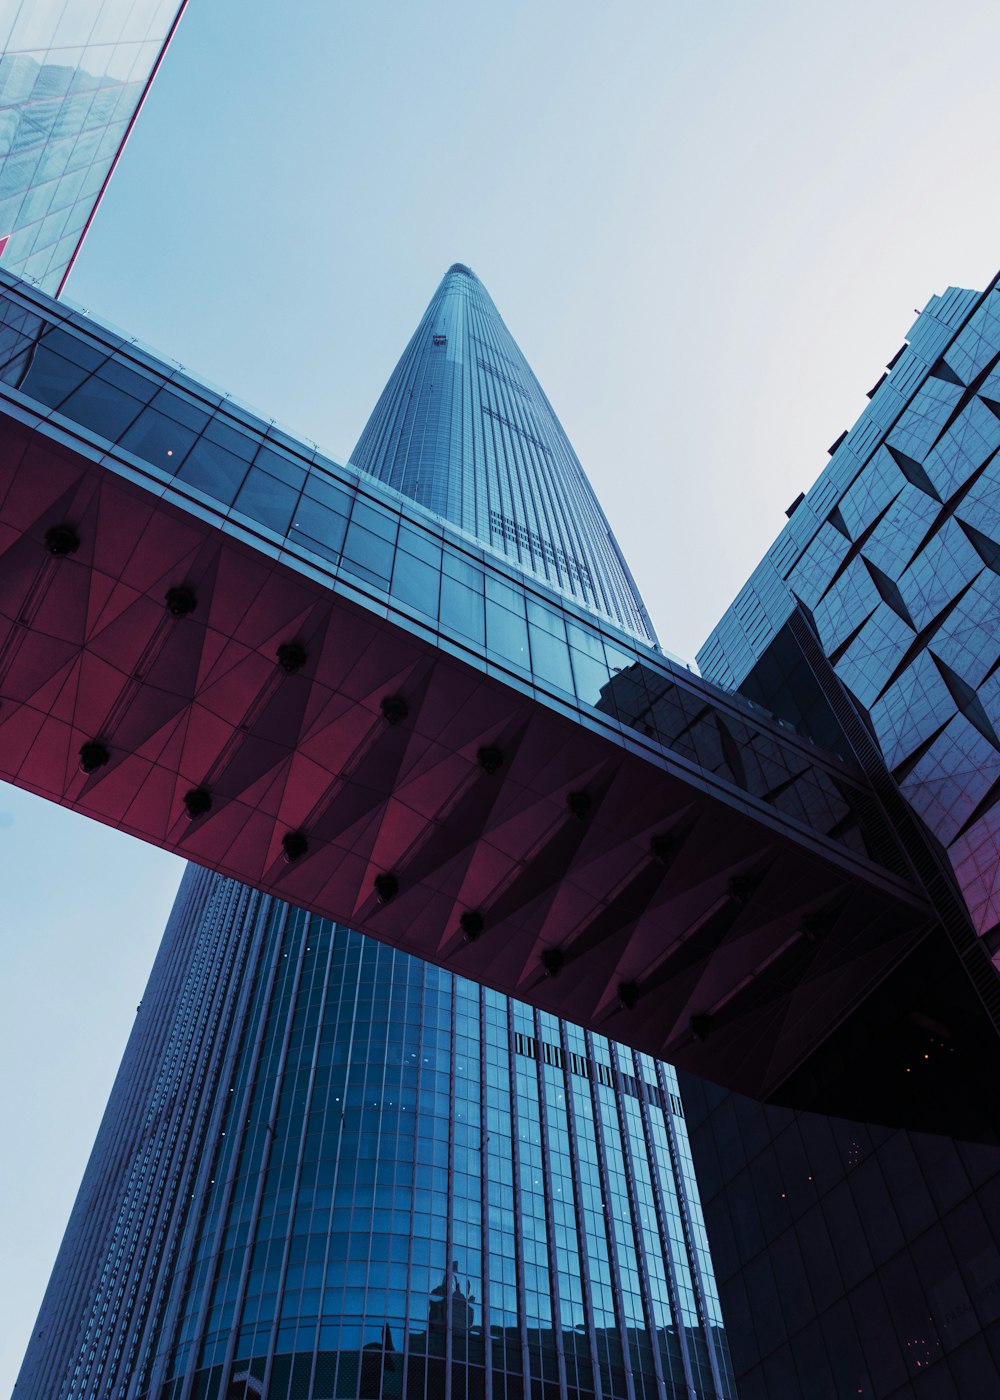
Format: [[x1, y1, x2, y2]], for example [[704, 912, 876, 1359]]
[[290, 495, 348, 558], [58, 377, 144, 440], [305, 473, 354, 514], [204, 415, 259, 461], [398, 525, 442, 568], [253, 444, 307, 491], [570, 647, 612, 707], [486, 600, 529, 669], [120, 408, 199, 473], [18, 346, 90, 408], [343, 520, 394, 586], [391, 550, 440, 618], [177, 436, 250, 505], [40, 327, 106, 371], [528, 620, 573, 693], [149, 386, 212, 434], [232, 468, 300, 535], [440, 576, 485, 644], [351, 498, 398, 543], [93, 356, 158, 402]]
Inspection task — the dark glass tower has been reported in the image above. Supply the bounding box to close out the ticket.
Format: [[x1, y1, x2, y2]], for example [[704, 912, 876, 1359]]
[[16, 271, 735, 1400], [688, 277, 1000, 1396]]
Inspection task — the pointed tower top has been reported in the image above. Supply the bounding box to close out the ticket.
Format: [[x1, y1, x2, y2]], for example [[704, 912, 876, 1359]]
[[351, 266, 657, 643]]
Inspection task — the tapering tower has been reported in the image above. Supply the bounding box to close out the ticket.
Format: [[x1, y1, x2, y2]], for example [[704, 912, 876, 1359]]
[[352, 264, 657, 643]]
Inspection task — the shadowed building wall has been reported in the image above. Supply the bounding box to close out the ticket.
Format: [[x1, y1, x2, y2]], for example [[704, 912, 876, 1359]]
[[692, 275, 1000, 1396]]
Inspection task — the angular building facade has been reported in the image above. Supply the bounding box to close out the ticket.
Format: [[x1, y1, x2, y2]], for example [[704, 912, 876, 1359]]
[[688, 278, 1000, 1396], [699, 277, 1000, 957], [15, 271, 736, 1400], [0, 0, 188, 294]]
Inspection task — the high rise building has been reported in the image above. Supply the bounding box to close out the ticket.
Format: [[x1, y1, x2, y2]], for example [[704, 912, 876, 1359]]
[[0, 0, 188, 295], [15, 269, 736, 1400], [687, 278, 1000, 1396]]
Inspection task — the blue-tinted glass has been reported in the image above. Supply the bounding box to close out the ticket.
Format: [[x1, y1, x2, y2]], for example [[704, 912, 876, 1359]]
[[0, 5, 184, 295], [16, 345, 89, 407], [120, 407, 199, 472], [148, 386, 213, 434], [232, 467, 300, 536], [289, 494, 348, 558], [441, 573, 485, 644], [252, 443, 307, 490], [58, 375, 145, 439], [343, 518, 395, 587], [391, 548, 440, 617], [176, 435, 251, 505]]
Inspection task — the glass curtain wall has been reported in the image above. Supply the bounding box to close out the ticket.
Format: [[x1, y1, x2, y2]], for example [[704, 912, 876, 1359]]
[[18, 865, 735, 1400], [0, 0, 187, 294]]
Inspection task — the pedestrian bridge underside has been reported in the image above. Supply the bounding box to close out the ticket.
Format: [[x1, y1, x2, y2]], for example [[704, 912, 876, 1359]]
[[1, 271, 997, 1139]]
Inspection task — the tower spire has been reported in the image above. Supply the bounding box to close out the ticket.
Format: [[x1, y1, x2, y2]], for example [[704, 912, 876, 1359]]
[[351, 264, 658, 642]]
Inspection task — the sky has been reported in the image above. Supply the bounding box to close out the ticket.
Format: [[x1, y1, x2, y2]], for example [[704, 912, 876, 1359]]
[[5, 0, 1000, 1390]]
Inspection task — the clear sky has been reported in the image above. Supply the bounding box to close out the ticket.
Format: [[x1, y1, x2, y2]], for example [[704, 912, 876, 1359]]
[[5, 1, 1000, 1389]]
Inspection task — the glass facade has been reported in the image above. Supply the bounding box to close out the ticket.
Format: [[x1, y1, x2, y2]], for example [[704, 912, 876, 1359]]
[[681, 1075, 1000, 1399], [19, 868, 733, 1400], [15, 266, 737, 1400], [690, 274, 1000, 1395], [0, 0, 187, 295]]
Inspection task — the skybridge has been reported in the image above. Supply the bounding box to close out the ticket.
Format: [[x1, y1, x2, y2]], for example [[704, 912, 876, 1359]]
[[1, 268, 995, 1137]]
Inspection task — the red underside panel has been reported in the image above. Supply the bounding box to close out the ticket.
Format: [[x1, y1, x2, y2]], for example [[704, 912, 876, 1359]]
[[0, 412, 934, 1104]]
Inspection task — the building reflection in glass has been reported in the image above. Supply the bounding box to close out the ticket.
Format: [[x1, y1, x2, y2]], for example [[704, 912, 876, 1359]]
[[25, 868, 732, 1399], [1, 1, 186, 294]]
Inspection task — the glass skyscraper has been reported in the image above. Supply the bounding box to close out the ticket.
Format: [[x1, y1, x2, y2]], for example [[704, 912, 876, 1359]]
[[699, 277, 1000, 957], [0, 0, 188, 294], [15, 269, 735, 1400]]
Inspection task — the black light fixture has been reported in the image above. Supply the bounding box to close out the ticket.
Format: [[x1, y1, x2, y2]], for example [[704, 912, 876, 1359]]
[[79, 740, 109, 774], [374, 872, 399, 904], [540, 947, 564, 977], [689, 1012, 713, 1042], [460, 910, 484, 941], [165, 586, 197, 618], [650, 833, 673, 864], [281, 830, 309, 862], [477, 745, 503, 775], [617, 980, 639, 1011], [801, 912, 826, 942], [566, 790, 591, 821], [183, 787, 212, 820], [380, 695, 408, 726], [728, 874, 755, 903], [45, 524, 79, 557], [276, 641, 307, 674]]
